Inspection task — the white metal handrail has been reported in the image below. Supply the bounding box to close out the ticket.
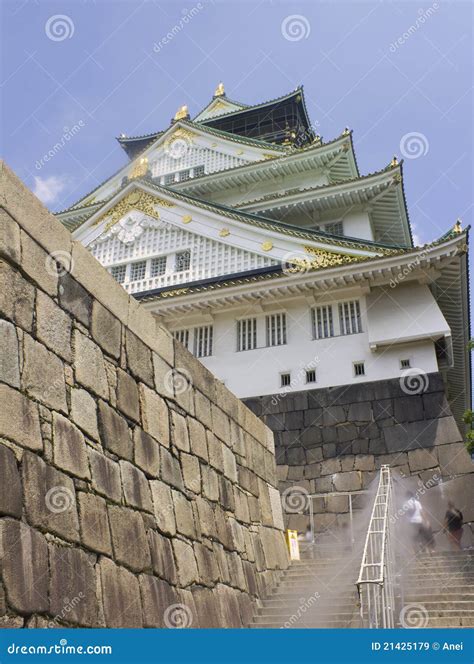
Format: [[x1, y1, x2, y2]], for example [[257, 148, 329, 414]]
[[356, 465, 396, 628]]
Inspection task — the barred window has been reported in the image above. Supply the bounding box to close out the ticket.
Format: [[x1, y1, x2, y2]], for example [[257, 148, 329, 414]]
[[175, 250, 191, 272], [178, 169, 190, 182], [193, 325, 213, 358], [324, 221, 344, 236], [111, 264, 126, 283], [130, 261, 146, 282], [306, 369, 316, 383], [339, 300, 362, 335], [312, 305, 334, 339], [151, 256, 167, 277], [164, 173, 175, 185], [400, 358, 411, 369], [266, 313, 287, 347], [354, 361, 365, 377], [280, 373, 291, 387], [193, 165, 205, 177], [174, 329, 189, 348], [237, 318, 257, 351]]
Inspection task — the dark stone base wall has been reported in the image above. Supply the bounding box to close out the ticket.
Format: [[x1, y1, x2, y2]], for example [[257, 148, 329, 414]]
[[244, 374, 474, 538]]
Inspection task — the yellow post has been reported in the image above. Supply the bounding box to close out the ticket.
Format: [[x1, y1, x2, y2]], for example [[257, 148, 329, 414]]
[[286, 529, 300, 561]]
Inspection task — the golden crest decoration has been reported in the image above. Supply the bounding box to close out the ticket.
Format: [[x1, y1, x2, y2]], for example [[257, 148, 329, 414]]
[[93, 189, 174, 231]]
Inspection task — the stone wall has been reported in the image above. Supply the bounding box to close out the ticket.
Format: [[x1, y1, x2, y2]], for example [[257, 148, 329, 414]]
[[0, 162, 288, 629], [245, 375, 474, 538]]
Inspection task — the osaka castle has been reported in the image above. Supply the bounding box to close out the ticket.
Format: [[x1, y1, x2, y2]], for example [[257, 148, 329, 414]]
[[57, 84, 471, 489]]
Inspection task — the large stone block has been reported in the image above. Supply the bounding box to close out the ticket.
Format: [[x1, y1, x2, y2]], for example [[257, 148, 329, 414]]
[[187, 417, 208, 461], [172, 490, 197, 539], [78, 492, 112, 556], [98, 400, 132, 460], [170, 410, 190, 453], [133, 427, 160, 477], [73, 330, 109, 399], [181, 453, 201, 494], [88, 447, 122, 503], [99, 557, 142, 628], [195, 497, 216, 539], [0, 384, 42, 451], [222, 445, 238, 483], [194, 542, 220, 587], [333, 471, 362, 492], [52, 412, 90, 480], [0, 444, 22, 517], [35, 290, 72, 362], [0, 518, 49, 614], [120, 460, 153, 512], [0, 209, 21, 263], [194, 390, 212, 429], [348, 401, 372, 422], [160, 447, 184, 490], [139, 575, 180, 628], [407, 448, 438, 473], [126, 329, 154, 387], [108, 505, 151, 573], [22, 451, 80, 542], [172, 538, 199, 586], [70, 387, 99, 441], [116, 369, 140, 422], [394, 396, 424, 423], [23, 334, 67, 412], [148, 530, 177, 584], [0, 319, 20, 387], [91, 300, 121, 359], [320, 458, 341, 476], [0, 261, 35, 332], [58, 273, 92, 327], [192, 587, 222, 628], [20, 230, 57, 295], [201, 463, 220, 502], [150, 480, 176, 536], [437, 443, 473, 477], [49, 544, 98, 626], [140, 384, 170, 447], [216, 584, 242, 627], [384, 417, 461, 452]]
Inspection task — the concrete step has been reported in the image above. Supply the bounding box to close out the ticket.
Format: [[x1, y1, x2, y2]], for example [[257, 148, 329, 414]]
[[404, 593, 474, 603], [424, 616, 474, 628], [256, 603, 358, 617], [250, 617, 361, 628]]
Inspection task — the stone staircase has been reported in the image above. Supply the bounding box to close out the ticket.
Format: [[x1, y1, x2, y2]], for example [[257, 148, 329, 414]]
[[249, 547, 363, 628], [400, 550, 474, 628], [250, 548, 474, 628]]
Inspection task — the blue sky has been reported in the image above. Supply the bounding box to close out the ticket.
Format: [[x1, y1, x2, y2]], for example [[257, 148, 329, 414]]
[[1, 0, 472, 248]]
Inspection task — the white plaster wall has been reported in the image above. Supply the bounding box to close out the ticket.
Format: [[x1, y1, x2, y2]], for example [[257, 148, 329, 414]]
[[166, 294, 441, 399], [343, 211, 374, 241]]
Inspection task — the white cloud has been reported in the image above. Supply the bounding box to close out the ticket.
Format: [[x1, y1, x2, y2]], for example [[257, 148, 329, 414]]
[[33, 175, 68, 205]]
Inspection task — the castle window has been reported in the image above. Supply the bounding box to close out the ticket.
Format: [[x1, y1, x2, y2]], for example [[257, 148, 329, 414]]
[[324, 221, 344, 236], [130, 260, 146, 282], [280, 372, 291, 387], [111, 264, 126, 284], [151, 255, 167, 277], [237, 318, 257, 351], [353, 361, 365, 377], [339, 300, 362, 335], [193, 165, 205, 177], [175, 250, 191, 272], [306, 369, 316, 384], [174, 329, 190, 348], [400, 358, 411, 369], [312, 305, 334, 339], [164, 173, 175, 185], [179, 169, 190, 182], [266, 313, 287, 347], [193, 325, 213, 358]]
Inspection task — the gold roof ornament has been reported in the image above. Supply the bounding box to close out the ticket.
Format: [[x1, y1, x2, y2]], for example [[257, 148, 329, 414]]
[[390, 155, 399, 168], [453, 219, 462, 234], [261, 241, 273, 251], [182, 215, 192, 224], [130, 157, 148, 179], [214, 82, 225, 97], [174, 105, 189, 121], [342, 127, 350, 136]]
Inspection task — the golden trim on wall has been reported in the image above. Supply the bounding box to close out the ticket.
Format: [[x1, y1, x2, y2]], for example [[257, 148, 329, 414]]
[[93, 190, 174, 230], [182, 215, 192, 224], [261, 241, 273, 251], [160, 288, 189, 298], [219, 228, 230, 237], [303, 246, 369, 269]]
